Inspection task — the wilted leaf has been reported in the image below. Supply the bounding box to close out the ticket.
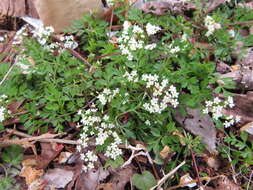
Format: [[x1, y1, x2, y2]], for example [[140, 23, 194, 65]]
[[110, 166, 133, 190], [75, 167, 110, 190], [141, 0, 195, 16], [132, 171, 157, 190], [20, 158, 44, 185], [179, 173, 197, 188], [36, 142, 63, 169], [240, 122, 253, 135], [207, 0, 228, 13], [222, 92, 253, 125], [34, 0, 103, 32], [160, 145, 170, 159], [174, 108, 217, 154], [43, 168, 73, 189], [0, 0, 38, 18]]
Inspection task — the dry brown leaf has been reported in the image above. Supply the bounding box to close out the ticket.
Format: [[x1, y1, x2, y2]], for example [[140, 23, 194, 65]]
[[179, 173, 196, 188], [8, 100, 25, 114], [36, 142, 63, 169], [141, 0, 195, 16], [240, 121, 253, 135], [160, 145, 170, 159], [34, 0, 103, 32], [0, 0, 39, 18], [222, 92, 253, 125], [214, 177, 241, 190], [238, 2, 253, 10], [96, 183, 114, 190], [75, 167, 110, 190], [174, 108, 217, 154], [207, 0, 228, 13], [57, 152, 73, 164], [43, 168, 74, 189], [20, 158, 44, 185], [109, 166, 133, 190]]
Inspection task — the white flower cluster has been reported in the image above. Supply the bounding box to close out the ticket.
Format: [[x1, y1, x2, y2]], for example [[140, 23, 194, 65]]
[[31, 26, 54, 46], [13, 25, 28, 45], [0, 95, 8, 122], [80, 150, 98, 172], [123, 70, 139, 82], [203, 96, 241, 128], [204, 16, 221, 37], [76, 105, 122, 171], [0, 35, 5, 42], [59, 35, 78, 49], [142, 74, 179, 113], [118, 21, 161, 60], [97, 88, 119, 105], [146, 23, 162, 36], [168, 43, 181, 54], [122, 71, 179, 113]]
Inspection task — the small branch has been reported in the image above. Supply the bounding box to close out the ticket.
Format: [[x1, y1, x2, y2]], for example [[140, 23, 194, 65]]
[[150, 161, 186, 190], [223, 20, 253, 26], [190, 148, 201, 187], [247, 170, 253, 190], [0, 62, 16, 86], [52, 35, 92, 68], [0, 129, 80, 147]]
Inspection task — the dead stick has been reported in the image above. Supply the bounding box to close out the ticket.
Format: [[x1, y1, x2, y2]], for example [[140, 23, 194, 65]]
[[52, 35, 92, 68], [190, 148, 201, 187], [223, 20, 253, 26]]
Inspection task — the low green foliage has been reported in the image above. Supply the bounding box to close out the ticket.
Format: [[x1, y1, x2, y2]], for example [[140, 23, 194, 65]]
[[1, 0, 253, 188]]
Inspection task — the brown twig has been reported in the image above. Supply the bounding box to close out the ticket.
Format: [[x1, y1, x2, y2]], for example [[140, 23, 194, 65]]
[[190, 148, 201, 187], [52, 35, 92, 68], [0, 129, 80, 147], [223, 20, 253, 26]]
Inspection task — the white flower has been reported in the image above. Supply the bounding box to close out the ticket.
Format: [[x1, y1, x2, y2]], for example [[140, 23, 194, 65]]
[[146, 23, 161, 36], [133, 25, 144, 34], [0, 36, 5, 42], [124, 70, 139, 82], [103, 115, 109, 121], [205, 16, 221, 37], [145, 120, 151, 126], [0, 106, 6, 122], [144, 43, 157, 50]]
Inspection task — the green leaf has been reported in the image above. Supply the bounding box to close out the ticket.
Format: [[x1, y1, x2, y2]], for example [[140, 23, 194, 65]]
[[104, 156, 124, 168], [132, 171, 157, 190]]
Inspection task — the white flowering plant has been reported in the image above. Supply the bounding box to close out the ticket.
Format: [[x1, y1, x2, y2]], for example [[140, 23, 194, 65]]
[[1, 1, 253, 186]]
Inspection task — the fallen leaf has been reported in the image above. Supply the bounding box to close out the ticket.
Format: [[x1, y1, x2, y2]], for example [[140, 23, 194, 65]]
[[110, 166, 133, 190], [8, 100, 25, 114], [34, 0, 103, 32], [36, 142, 63, 169], [43, 168, 74, 189], [20, 158, 44, 185], [238, 2, 253, 10], [0, 0, 39, 18], [207, 0, 228, 13], [240, 122, 253, 135], [174, 108, 217, 154], [141, 0, 195, 16], [57, 152, 73, 164], [222, 92, 253, 125], [214, 176, 241, 190], [179, 173, 197, 188], [75, 167, 110, 190], [160, 146, 170, 159], [96, 183, 114, 190]]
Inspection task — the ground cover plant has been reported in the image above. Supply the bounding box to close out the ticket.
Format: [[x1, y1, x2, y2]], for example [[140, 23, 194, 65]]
[[1, 0, 253, 189]]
